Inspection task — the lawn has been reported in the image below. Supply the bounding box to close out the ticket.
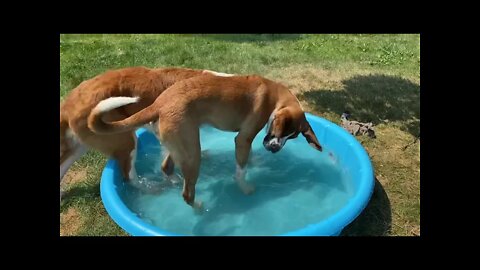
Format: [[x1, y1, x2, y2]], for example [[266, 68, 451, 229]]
[[60, 34, 420, 236]]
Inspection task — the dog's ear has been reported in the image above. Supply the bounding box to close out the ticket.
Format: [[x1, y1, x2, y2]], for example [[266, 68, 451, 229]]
[[301, 120, 323, 151]]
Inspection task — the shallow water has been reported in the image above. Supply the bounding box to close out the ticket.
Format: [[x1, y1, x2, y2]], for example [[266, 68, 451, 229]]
[[121, 126, 355, 236]]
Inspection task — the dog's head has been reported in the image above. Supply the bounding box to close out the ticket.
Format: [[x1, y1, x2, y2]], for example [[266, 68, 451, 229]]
[[263, 107, 323, 153]]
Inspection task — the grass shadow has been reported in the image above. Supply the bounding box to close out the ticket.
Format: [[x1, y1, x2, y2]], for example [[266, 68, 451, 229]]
[[340, 178, 392, 236], [61, 183, 100, 209], [194, 34, 303, 43], [300, 74, 420, 136]]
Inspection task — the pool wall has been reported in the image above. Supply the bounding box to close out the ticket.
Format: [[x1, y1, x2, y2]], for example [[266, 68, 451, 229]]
[[100, 113, 375, 236]]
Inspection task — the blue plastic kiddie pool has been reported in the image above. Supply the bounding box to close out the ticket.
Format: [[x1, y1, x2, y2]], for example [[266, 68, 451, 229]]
[[100, 113, 374, 236]]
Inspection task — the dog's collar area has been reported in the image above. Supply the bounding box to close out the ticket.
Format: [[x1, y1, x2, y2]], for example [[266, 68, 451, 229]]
[[265, 112, 275, 134], [278, 132, 296, 146], [284, 132, 296, 140]]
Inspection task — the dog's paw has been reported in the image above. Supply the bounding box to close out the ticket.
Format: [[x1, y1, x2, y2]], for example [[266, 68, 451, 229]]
[[240, 182, 256, 195], [192, 200, 204, 215], [167, 173, 183, 185], [232, 173, 255, 195]]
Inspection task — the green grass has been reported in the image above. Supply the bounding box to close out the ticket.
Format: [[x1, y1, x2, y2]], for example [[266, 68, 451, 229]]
[[60, 34, 420, 236]]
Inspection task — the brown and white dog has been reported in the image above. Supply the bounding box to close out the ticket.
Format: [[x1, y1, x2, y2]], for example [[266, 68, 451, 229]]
[[88, 74, 323, 209], [60, 66, 230, 199]]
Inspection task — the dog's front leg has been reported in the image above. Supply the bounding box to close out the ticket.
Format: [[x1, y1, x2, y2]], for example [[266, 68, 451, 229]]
[[234, 135, 256, 195]]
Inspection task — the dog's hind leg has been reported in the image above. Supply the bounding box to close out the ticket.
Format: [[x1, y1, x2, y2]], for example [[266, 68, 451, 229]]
[[60, 138, 88, 201], [81, 131, 137, 182], [161, 153, 182, 185], [60, 145, 88, 183], [86, 131, 162, 193], [160, 124, 202, 209], [179, 156, 202, 210], [110, 134, 139, 182]]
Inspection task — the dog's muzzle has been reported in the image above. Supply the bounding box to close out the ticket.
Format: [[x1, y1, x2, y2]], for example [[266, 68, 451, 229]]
[[263, 132, 296, 153], [263, 136, 282, 153]]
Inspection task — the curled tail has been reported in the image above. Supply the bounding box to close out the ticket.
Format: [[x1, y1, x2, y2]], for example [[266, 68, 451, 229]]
[[88, 96, 158, 134]]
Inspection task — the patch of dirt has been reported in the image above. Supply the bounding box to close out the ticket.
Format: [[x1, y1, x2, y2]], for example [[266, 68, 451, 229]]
[[62, 168, 88, 187], [60, 207, 84, 236], [264, 65, 347, 94], [410, 225, 420, 236]]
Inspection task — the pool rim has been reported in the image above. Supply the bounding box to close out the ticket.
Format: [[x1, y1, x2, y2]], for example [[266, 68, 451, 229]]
[[100, 113, 375, 236]]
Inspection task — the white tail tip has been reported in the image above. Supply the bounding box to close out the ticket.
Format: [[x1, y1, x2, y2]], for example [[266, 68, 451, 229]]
[[95, 96, 140, 113], [203, 70, 235, 77]]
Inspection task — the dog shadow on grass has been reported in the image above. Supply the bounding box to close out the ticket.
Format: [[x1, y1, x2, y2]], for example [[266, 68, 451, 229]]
[[301, 74, 420, 137], [60, 182, 101, 213], [299, 74, 413, 235]]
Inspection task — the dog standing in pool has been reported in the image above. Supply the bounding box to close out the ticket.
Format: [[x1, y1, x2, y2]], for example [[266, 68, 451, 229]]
[[60, 66, 231, 200], [88, 73, 324, 210]]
